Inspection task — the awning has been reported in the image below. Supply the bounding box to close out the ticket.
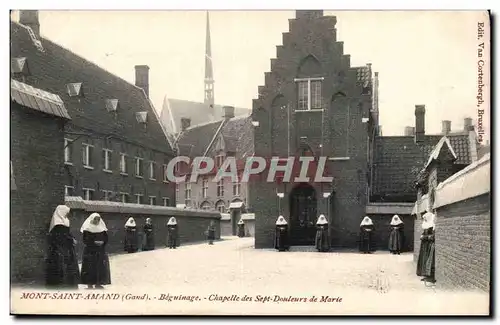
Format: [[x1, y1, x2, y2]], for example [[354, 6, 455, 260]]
[[229, 201, 244, 209], [11, 79, 71, 119], [220, 213, 231, 221], [10, 161, 16, 191]]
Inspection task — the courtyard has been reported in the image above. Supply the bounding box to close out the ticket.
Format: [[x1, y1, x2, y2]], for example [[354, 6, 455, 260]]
[[11, 237, 489, 315]]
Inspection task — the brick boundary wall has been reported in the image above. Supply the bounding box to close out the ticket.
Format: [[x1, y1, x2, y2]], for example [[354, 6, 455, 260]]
[[64, 198, 222, 262], [435, 193, 490, 291]]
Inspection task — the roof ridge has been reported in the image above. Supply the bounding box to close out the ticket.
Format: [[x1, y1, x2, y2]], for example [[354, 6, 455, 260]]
[[203, 120, 226, 157]]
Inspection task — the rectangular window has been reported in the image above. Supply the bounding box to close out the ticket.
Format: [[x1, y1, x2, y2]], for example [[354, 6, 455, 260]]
[[119, 153, 128, 175], [149, 196, 156, 205], [83, 188, 94, 201], [163, 164, 169, 183], [233, 180, 241, 196], [202, 178, 208, 198], [215, 153, 225, 168], [102, 190, 113, 201], [64, 139, 73, 164], [120, 193, 129, 203], [64, 185, 74, 197], [135, 157, 143, 178], [162, 197, 170, 206], [102, 149, 112, 172], [176, 183, 179, 196], [149, 161, 156, 180], [135, 194, 143, 204], [82, 144, 94, 168], [185, 183, 192, 201], [217, 179, 224, 197], [296, 78, 323, 110]]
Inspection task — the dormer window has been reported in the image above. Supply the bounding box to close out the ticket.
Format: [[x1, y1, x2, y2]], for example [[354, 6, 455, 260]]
[[66, 83, 83, 97], [294, 77, 323, 111], [11, 57, 30, 77], [135, 111, 148, 124], [105, 99, 119, 112]]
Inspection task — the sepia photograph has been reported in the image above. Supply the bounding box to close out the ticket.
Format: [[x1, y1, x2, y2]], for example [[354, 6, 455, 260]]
[[8, 7, 491, 316]]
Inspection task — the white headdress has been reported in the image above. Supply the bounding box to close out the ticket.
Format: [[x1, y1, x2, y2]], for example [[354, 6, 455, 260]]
[[316, 214, 328, 225], [80, 213, 108, 233], [238, 219, 244, 225], [146, 217, 152, 224], [275, 216, 287, 226], [390, 215, 403, 226], [167, 217, 177, 226], [125, 217, 136, 227], [422, 212, 436, 230], [360, 216, 373, 226], [49, 205, 71, 232]]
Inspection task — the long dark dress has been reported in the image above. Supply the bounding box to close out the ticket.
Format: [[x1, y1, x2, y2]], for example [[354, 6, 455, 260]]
[[274, 225, 290, 252], [45, 225, 80, 289], [388, 224, 404, 254], [359, 225, 375, 253], [207, 225, 216, 244], [315, 225, 330, 252], [80, 231, 111, 286], [237, 223, 245, 238], [124, 226, 138, 253], [167, 225, 178, 248], [143, 224, 155, 251], [416, 228, 436, 280]]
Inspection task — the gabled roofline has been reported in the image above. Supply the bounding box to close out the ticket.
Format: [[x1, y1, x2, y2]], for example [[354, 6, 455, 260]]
[[424, 136, 458, 169], [203, 120, 226, 157]]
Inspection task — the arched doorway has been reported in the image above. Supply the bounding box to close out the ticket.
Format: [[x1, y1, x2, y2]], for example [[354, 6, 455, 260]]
[[289, 183, 317, 246]]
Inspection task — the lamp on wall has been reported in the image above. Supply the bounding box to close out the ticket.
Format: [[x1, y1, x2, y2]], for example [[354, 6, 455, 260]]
[[251, 121, 260, 127]]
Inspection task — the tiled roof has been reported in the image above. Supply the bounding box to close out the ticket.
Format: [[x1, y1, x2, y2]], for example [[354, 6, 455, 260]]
[[372, 132, 472, 202], [176, 115, 254, 161], [160, 97, 250, 135], [10, 21, 174, 155], [11, 78, 71, 119]]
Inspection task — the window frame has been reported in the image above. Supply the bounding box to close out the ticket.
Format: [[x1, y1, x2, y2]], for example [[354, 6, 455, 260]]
[[135, 157, 144, 178], [82, 188, 94, 200], [82, 143, 94, 169], [202, 177, 209, 198], [294, 77, 324, 111], [217, 179, 224, 197], [102, 148, 113, 173], [64, 138, 73, 165], [119, 153, 128, 175], [149, 196, 156, 206], [64, 185, 74, 197], [135, 193, 143, 204]]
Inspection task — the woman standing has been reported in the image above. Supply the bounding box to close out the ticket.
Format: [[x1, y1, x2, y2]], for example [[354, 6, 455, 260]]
[[166, 217, 179, 249], [45, 205, 80, 289], [417, 211, 436, 283], [237, 219, 245, 238], [388, 215, 404, 255], [80, 213, 111, 289], [207, 221, 216, 245], [124, 217, 138, 253], [359, 216, 375, 254], [274, 216, 290, 252], [315, 215, 330, 252], [142, 218, 155, 251]]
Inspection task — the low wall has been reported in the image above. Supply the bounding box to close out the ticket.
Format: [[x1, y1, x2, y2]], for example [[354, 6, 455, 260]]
[[220, 213, 255, 237], [65, 197, 221, 260]]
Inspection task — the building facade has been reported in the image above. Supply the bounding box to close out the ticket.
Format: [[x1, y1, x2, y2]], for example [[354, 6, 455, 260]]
[[175, 107, 255, 235], [11, 12, 176, 207], [10, 79, 71, 284]]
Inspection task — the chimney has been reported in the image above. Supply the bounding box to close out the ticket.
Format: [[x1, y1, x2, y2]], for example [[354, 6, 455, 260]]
[[441, 120, 451, 135], [134, 65, 150, 98], [223, 106, 235, 120], [180, 118, 191, 131], [296, 10, 324, 20], [464, 117, 474, 131], [404, 126, 415, 136], [414, 105, 426, 143], [19, 10, 40, 36]]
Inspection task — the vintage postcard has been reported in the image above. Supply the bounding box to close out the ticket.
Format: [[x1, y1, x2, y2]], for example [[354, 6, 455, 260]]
[[9, 9, 491, 316]]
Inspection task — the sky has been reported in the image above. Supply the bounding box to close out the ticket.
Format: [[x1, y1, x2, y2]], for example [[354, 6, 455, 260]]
[[11, 10, 490, 140]]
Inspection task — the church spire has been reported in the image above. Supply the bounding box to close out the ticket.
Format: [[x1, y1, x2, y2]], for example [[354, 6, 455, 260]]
[[204, 11, 215, 116]]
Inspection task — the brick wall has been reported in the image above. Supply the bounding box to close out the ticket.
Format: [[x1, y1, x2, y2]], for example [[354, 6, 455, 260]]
[[10, 103, 66, 285], [251, 13, 371, 248], [65, 204, 221, 261], [435, 194, 490, 291]]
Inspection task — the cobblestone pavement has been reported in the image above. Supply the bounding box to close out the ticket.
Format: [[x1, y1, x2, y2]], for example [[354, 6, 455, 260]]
[[11, 237, 489, 315]]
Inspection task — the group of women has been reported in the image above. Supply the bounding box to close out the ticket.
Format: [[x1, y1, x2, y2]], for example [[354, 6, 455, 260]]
[[123, 216, 179, 252], [273, 214, 406, 254], [44, 205, 181, 290]]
